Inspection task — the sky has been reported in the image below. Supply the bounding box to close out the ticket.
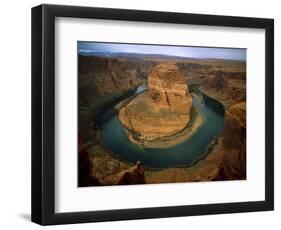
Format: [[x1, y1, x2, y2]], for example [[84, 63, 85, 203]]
[[78, 42, 246, 61]]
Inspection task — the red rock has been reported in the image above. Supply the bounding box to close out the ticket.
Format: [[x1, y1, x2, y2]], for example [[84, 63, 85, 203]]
[[119, 64, 192, 144], [219, 102, 246, 180]]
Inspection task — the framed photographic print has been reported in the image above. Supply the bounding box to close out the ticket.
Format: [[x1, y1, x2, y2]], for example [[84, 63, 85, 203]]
[[31, 4, 274, 225]]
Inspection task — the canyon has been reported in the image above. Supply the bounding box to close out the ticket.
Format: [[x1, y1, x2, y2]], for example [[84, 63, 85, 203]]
[[78, 54, 246, 186]]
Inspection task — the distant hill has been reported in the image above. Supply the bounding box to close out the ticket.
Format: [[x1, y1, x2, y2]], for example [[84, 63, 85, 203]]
[[79, 51, 192, 60], [79, 51, 245, 62]]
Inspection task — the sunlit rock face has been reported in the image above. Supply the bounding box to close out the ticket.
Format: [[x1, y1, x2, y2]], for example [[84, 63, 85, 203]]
[[119, 64, 192, 143], [148, 64, 192, 113]]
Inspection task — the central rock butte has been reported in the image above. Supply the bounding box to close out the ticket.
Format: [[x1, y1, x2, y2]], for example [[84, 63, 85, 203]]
[[119, 64, 192, 145]]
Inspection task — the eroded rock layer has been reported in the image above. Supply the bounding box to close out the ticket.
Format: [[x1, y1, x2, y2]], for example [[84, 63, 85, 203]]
[[119, 64, 192, 143], [200, 69, 246, 108], [79, 55, 143, 109], [218, 101, 246, 180]]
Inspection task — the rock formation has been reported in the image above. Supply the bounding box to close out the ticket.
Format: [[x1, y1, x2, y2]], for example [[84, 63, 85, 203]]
[[203, 71, 227, 89], [119, 64, 192, 144], [148, 64, 192, 114], [78, 130, 101, 186], [201, 70, 246, 108], [90, 148, 146, 185], [79, 55, 143, 109], [103, 161, 146, 185], [146, 101, 246, 183], [218, 101, 246, 180]]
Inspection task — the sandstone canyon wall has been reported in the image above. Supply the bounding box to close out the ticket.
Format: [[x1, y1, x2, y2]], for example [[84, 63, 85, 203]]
[[201, 69, 246, 108], [79, 55, 143, 110], [217, 101, 246, 180]]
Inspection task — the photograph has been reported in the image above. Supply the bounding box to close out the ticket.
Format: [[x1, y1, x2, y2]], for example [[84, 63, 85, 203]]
[[78, 42, 247, 187], [30, 3, 274, 225]]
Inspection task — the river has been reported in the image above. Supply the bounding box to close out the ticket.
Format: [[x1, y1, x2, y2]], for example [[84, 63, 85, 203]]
[[99, 84, 225, 169]]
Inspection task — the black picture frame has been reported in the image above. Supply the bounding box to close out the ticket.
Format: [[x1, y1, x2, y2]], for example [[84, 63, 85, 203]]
[[31, 4, 274, 225]]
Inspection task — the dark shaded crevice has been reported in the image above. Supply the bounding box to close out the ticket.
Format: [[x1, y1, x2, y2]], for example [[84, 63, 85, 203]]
[[109, 71, 120, 90], [164, 89, 171, 109]]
